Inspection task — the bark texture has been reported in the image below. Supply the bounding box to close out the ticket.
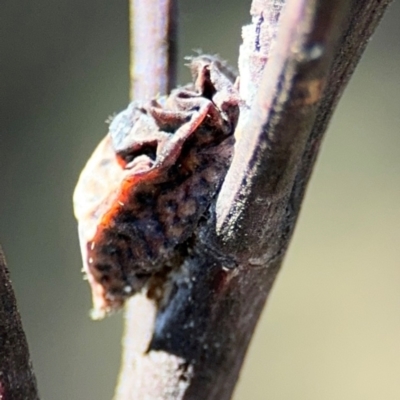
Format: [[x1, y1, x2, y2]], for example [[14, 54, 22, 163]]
[[113, 0, 393, 399], [0, 247, 39, 400]]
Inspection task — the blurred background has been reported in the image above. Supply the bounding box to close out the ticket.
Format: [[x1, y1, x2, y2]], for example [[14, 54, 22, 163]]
[[1, 1, 399, 399]]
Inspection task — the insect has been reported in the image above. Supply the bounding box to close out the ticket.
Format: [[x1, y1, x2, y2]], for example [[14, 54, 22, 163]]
[[73, 55, 240, 318]]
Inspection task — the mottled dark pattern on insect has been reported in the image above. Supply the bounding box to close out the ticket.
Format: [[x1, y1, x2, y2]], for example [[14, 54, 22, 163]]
[[73, 56, 240, 318]]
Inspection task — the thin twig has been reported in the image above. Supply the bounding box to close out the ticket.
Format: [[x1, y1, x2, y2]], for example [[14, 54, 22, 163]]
[[115, 1, 178, 399], [129, 0, 177, 100]]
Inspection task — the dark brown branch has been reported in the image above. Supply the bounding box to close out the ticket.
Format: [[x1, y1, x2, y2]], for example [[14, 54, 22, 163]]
[[0, 246, 39, 400], [289, 0, 393, 220], [114, 0, 392, 399], [217, 0, 349, 254], [218, 0, 392, 255]]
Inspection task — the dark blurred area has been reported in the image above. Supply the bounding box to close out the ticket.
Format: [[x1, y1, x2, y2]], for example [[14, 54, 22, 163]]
[[0, 1, 399, 399]]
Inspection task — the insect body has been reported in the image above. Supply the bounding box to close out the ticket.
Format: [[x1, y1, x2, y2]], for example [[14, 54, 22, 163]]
[[73, 56, 240, 318]]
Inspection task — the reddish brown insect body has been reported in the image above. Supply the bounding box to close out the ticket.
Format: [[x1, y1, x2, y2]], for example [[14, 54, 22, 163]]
[[73, 56, 240, 318]]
